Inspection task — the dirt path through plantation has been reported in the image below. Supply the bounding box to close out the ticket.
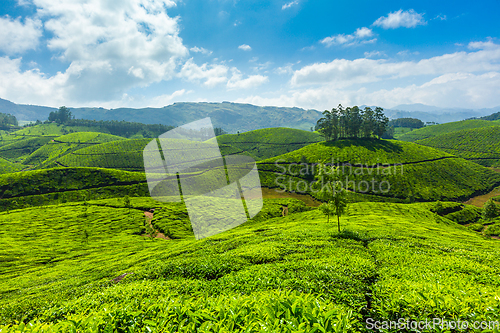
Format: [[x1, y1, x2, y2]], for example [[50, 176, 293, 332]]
[[144, 210, 170, 240], [463, 168, 500, 208]]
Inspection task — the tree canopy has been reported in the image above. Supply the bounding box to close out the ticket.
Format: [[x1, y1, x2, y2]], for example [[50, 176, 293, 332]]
[[315, 105, 389, 141], [48, 106, 74, 124], [388, 117, 425, 129], [0, 112, 18, 129]]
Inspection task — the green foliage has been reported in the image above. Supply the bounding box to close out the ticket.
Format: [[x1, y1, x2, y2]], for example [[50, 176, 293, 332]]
[[46, 139, 150, 171], [0, 156, 24, 175], [416, 125, 500, 167], [64, 118, 175, 138], [315, 105, 389, 141], [319, 202, 335, 223], [0, 167, 148, 210], [0, 112, 18, 128], [388, 117, 424, 129], [0, 136, 54, 161], [1, 201, 500, 331], [398, 119, 500, 142], [258, 139, 500, 202], [484, 223, 500, 236], [48, 106, 74, 124], [24, 132, 125, 167], [483, 199, 499, 220], [216, 127, 322, 161], [443, 205, 483, 225]]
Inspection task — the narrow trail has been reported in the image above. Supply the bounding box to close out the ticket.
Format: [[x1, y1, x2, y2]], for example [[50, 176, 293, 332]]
[[143, 210, 170, 240]]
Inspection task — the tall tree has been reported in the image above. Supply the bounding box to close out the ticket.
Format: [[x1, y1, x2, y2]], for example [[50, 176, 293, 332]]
[[374, 107, 389, 139], [361, 107, 376, 138]]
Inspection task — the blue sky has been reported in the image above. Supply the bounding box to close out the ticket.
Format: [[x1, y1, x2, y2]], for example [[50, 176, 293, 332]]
[[0, 0, 499, 110]]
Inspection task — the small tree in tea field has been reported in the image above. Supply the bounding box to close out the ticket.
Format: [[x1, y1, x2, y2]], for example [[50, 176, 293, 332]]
[[483, 199, 499, 219], [315, 163, 349, 233]]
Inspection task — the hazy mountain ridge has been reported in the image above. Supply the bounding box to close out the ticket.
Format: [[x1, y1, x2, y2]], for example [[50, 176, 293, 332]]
[[2, 98, 500, 131]]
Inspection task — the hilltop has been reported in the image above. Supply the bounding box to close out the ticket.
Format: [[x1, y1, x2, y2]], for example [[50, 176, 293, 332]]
[[257, 138, 500, 202], [415, 125, 500, 167], [397, 119, 500, 142]]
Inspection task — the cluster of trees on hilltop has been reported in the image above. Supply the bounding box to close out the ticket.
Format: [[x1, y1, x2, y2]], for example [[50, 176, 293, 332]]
[[388, 117, 424, 129], [0, 112, 18, 129], [315, 105, 390, 141]]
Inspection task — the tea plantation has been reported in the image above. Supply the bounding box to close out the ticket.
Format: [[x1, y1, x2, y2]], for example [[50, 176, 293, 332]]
[[416, 126, 500, 167], [0, 198, 499, 332], [397, 119, 500, 142], [1, 122, 500, 332]]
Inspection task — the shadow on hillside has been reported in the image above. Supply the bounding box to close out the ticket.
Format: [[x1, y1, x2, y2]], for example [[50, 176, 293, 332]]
[[320, 138, 403, 153]]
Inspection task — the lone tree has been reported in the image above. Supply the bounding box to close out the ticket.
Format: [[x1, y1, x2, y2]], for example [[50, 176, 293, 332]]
[[483, 199, 499, 220], [315, 164, 349, 232]]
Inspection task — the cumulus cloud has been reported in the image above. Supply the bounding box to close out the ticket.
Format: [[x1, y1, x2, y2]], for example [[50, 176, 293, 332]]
[[238, 44, 252, 51], [291, 42, 500, 87], [0, 16, 43, 54], [373, 9, 426, 29], [321, 27, 376, 47], [282, 1, 299, 10], [178, 58, 228, 87], [227, 68, 268, 89], [0, 56, 68, 106], [236, 71, 500, 111], [26, 0, 187, 102]]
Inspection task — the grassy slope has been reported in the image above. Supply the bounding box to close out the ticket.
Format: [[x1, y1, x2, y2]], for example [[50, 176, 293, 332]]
[[257, 139, 500, 202], [24, 132, 125, 167], [0, 136, 54, 161], [0, 167, 148, 211], [0, 199, 499, 331], [397, 119, 500, 142], [215, 127, 322, 161], [44, 139, 150, 171], [415, 126, 500, 167], [0, 156, 24, 174]]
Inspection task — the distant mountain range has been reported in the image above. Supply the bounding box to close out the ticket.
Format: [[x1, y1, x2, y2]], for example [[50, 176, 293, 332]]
[[1, 97, 500, 131]]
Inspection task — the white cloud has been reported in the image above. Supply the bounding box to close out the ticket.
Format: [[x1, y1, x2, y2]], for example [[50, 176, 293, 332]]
[[373, 9, 426, 29], [468, 39, 498, 50], [238, 44, 252, 51], [0, 16, 43, 54], [291, 42, 500, 87], [151, 89, 190, 107], [190, 46, 213, 55], [236, 71, 500, 111], [227, 68, 268, 89], [0, 56, 68, 106], [178, 58, 228, 87], [364, 51, 385, 58], [282, 1, 298, 10], [29, 0, 187, 102], [321, 27, 376, 47]]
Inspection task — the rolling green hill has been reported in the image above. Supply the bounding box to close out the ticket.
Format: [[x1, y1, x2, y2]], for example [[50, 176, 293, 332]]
[[0, 167, 148, 211], [0, 198, 499, 331], [43, 139, 150, 171], [24, 132, 125, 168], [416, 126, 500, 167], [257, 138, 500, 202], [0, 156, 24, 175], [215, 127, 322, 160], [0, 136, 55, 162], [397, 119, 500, 142]]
